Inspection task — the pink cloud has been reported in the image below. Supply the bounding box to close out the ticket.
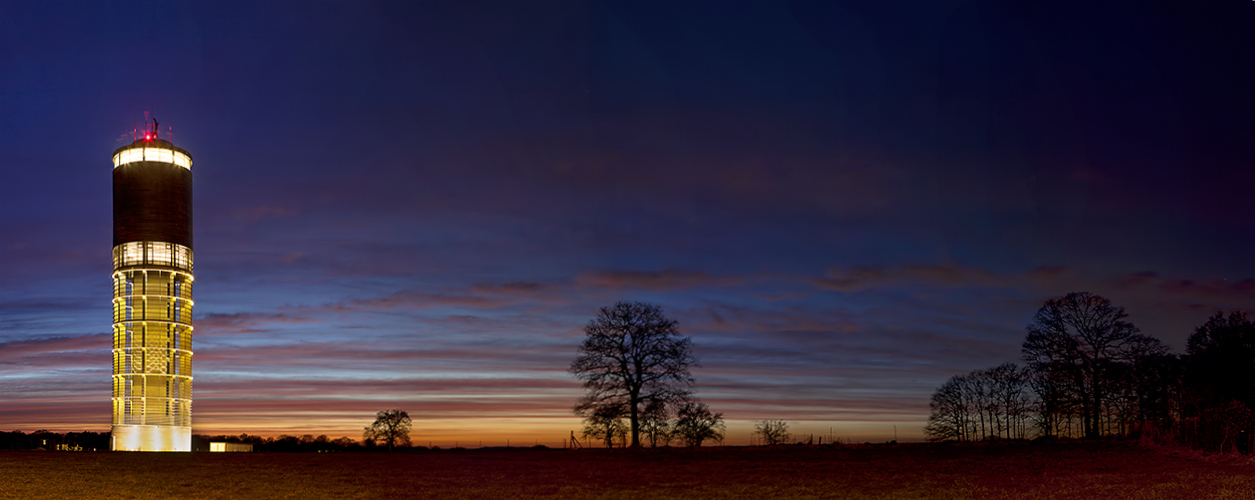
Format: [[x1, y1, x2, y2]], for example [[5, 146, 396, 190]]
[[197, 312, 317, 336], [469, 281, 551, 295], [0, 334, 107, 359]]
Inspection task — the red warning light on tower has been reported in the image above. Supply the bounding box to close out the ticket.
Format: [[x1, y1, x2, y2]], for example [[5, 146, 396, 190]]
[[135, 112, 160, 141]]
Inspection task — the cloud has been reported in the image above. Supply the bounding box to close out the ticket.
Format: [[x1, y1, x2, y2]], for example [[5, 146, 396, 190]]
[[815, 263, 1255, 306], [289, 280, 570, 316], [0, 333, 108, 359], [575, 269, 740, 291], [195, 338, 575, 372], [814, 263, 1005, 292], [196, 312, 318, 336], [469, 281, 551, 295], [338, 291, 515, 311], [1121, 273, 1255, 302], [231, 206, 299, 222], [195, 375, 576, 397]]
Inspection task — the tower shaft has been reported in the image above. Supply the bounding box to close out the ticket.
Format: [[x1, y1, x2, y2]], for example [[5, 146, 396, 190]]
[[111, 134, 194, 452]]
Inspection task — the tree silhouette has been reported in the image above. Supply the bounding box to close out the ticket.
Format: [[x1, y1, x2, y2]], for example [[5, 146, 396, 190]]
[[581, 404, 629, 448], [1125, 351, 1182, 428], [1200, 400, 1255, 454], [1186, 311, 1255, 412], [925, 375, 968, 441], [363, 409, 412, 451], [672, 400, 725, 447], [1026, 359, 1077, 438], [986, 363, 1032, 439], [570, 301, 696, 448], [925, 364, 1031, 441], [754, 420, 791, 445], [639, 399, 672, 447], [923, 299, 1255, 451], [1021, 292, 1164, 438]]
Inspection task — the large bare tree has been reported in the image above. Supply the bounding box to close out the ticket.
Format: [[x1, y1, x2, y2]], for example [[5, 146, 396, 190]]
[[363, 409, 412, 451], [1021, 292, 1164, 438], [570, 301, 696, 448]]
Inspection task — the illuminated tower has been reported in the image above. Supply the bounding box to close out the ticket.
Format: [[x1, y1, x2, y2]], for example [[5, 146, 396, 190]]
[[110, 117, 194, 452]]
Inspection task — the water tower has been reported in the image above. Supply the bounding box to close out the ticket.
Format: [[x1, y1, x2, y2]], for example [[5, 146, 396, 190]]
[[110, 115, 194, 451]]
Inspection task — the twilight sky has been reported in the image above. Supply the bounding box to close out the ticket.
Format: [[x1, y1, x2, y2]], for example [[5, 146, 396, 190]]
[[1, 1, 1253, 445]]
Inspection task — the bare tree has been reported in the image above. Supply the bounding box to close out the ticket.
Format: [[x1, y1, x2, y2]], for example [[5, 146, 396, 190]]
[[984, 363, 1031, 440], [1126, 352, 1182, 428], [363, 409, 412, 451], [581, 404, 629, 448], [672, 400, 725, 447], [1022, 292, 1164, 439], [639, 399, 672, 447], [961, 372, 993, 439], [570, 302, 696, 448], [1027, 360, 1074, 438], [926, 364, 1032, 442], [754, 420, 791, 446], [925, 375, 969, 441]]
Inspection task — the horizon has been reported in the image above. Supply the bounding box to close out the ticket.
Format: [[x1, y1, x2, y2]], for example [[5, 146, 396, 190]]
[[1, 1, 1253, 446]]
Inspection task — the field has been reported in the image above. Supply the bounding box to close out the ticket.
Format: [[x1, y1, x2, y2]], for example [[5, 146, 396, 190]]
[[2, 441, 1253, 499]]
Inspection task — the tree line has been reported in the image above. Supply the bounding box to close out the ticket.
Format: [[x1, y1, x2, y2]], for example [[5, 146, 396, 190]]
[[0, 430, 109, 451], [926, 292, 1255, 454], [924, 363, 1033, 441], [193, 433, 363, 452]]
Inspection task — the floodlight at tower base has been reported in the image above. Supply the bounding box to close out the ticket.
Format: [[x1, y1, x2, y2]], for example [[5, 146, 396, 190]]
[[111, 425, 191, 452]]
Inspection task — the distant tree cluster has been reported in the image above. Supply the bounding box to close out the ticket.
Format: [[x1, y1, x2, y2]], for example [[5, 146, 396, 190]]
[[925, 292, 1255, 454], [193, 433, 361, 452], [570, 302, 725, 448], [0, 430, 109, 451], [924, 364, 1032, 441]]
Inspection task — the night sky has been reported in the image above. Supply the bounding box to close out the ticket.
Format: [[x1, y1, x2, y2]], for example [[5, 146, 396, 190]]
[[1, 1, 1252, 444]]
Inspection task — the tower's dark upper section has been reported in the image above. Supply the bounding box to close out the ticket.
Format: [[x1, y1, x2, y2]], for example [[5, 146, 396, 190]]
[[112, 139, 194, 248]]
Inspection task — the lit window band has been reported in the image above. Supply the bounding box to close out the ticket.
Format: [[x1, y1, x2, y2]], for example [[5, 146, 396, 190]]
[[113, 147, 192, 170], [112, 242, 194, 270]]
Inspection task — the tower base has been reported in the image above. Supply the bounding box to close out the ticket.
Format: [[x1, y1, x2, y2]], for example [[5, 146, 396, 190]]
[[111, 425, 191, 452]]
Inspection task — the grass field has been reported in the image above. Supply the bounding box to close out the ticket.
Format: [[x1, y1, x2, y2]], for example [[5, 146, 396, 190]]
[[1, 441, 1253, 499]]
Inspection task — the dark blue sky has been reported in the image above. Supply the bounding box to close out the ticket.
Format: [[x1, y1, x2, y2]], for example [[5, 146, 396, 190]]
[[1, 1, 1252, 443]]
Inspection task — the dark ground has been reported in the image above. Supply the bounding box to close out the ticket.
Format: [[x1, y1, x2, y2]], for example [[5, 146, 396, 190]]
[[1, 441, 1253, 499]]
